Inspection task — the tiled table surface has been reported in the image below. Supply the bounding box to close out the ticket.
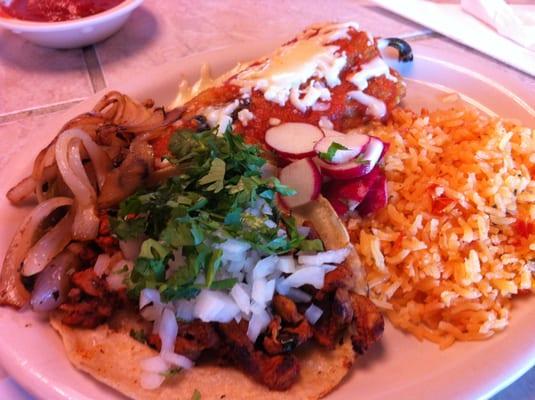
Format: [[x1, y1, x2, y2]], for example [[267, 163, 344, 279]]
[[0, 0, 533, 399]]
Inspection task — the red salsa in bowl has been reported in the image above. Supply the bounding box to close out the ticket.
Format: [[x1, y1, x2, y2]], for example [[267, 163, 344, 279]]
[[0, 0, 125, 22]]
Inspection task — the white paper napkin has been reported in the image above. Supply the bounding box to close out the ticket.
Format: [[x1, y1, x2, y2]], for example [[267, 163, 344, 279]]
[[461, 0, 535, 50], [371, 0, 535, 77]]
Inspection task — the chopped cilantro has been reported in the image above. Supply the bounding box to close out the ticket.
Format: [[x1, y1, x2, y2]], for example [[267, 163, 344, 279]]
[[210, 278, 238, 290], [111, 128, 322, 302], [139, 239, 169, 260], [198, 158, 226, 193], [191, 389, 201, 400], [318, 142, 348, 162], [205, 249, 223, 288], [298, 239, 325, 252], [110, 216, 145, 240]]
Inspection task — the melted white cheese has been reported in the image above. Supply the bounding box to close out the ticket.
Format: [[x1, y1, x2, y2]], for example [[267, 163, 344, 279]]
[[347, 56, 397, 91], [237, 109, 254, 127], [204, 100, 240, 135], [289, 81, 331, 112], [347, 90, 386, 118], [231, 22, 360, 111], [269, 118, 281, 126], [312, 102, 330, 112]]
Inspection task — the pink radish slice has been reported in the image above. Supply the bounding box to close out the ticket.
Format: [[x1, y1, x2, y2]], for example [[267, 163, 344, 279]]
[[265, 123, 325, 159], [314, 133, 370, 164], [325, 196, 348, 216], [316, 136, 384, 180], [323, 168, 381, 216], [279, 159, 322, 209], [357, 169, 387, 216]]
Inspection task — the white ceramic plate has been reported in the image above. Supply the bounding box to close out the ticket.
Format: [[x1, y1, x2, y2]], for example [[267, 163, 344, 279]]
[[0, 41, 534, 400]]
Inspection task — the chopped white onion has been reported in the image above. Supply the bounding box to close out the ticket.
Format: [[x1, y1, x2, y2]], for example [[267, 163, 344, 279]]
[[252, 278, 276, 305], [304, 304, 324, 325], [244, 251, 260, 271], [230, 283, 251, 315], [275, 277, 289, 295], [159, 307, 178, 353], [286, 288, 313, 303], [227, 260, 244, 273], [193, 290, 240, 323], [140, 288, 162, 309], [264, 220, 277, 229], [174, 299, 195, 321], [252, 255, 279, 280], [217, 239, 251, 261], [297, 247, 351, 266], [259, 199, 273, 215], [251, 279, 266, 305], [276, 256, 296, 274], [140, 355, 169, 373], [281, 266, 325, 289], [264, 279, 276, 303], [93, 254, 111, 277], [105, 260, 133, 290], [250, 301, 266, 315], [321, 264, 338, 273], [161, 351, 193, 369], [141, 304, 163, 322], [247, 308, 271, 343], [140, 372, 166, 390]]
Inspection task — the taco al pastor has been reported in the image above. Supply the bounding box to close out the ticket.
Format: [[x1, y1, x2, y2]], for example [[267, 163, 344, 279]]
[[0, 21, 412, 399]]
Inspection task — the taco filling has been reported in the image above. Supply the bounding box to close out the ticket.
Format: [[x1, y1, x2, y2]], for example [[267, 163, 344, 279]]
[[0, 21, 414, 399]]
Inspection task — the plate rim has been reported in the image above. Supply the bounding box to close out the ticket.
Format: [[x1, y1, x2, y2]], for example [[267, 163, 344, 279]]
[[0, 40, 534, 400]]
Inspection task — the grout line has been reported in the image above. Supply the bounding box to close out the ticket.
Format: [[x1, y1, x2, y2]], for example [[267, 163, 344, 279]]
[[92, 46, 109, 89], [0, 99, 85, 124], [82, 45, 107, 93]]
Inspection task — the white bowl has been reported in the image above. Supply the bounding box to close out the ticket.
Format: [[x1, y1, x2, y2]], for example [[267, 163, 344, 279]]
[[0, 0, 143, 49]]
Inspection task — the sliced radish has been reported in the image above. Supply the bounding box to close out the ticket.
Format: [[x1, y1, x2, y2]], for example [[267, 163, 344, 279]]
[[265, 123, 324, 159], [279, 158, 322, 209], [362, 136, 385, 167], [323, 168, 381, 216], [314, 133, 370, 164], [317, 158, 369, 180], [317, 136, 384, 180], [358, 169, 387, 216], [326, 196, 348, 216]]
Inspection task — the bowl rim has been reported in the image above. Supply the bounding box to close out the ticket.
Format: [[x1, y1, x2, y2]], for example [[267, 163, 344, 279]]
[[0, 0, 143, 31]]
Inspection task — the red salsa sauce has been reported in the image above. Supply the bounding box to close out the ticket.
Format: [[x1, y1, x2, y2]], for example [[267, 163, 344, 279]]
[[0, 0, 124, 22]]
